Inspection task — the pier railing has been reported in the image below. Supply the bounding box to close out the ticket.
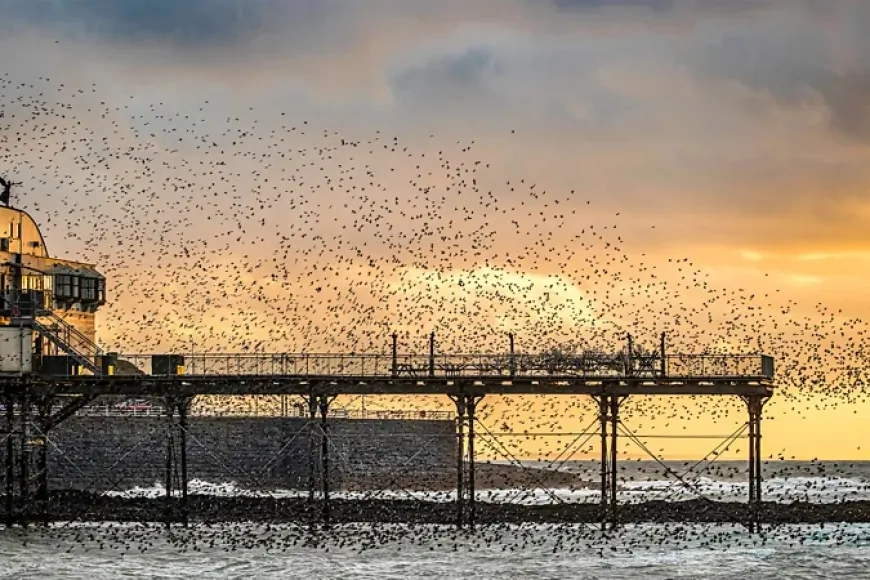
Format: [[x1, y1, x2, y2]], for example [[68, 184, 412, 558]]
[[108, 352, 774, 379], [54, 403, 453, 421]]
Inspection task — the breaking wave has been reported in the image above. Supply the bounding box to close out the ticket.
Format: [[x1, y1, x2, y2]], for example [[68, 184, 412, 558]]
[[102, 476, 870, 504]]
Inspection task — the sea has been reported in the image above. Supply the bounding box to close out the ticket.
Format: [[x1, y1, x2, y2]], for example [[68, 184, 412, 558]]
[[3, 460, 870, 579]]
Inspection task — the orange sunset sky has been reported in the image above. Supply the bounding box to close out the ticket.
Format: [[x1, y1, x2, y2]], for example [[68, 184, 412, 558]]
[[3, 1, 870, 461]]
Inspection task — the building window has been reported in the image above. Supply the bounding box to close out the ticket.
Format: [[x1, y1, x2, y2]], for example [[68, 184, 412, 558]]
[[82, 277, 98, 301], [98, 279, 106, 303], [71, 276, 80, 299], [22, 275, 43, 291], [56, 275, 72, 298]]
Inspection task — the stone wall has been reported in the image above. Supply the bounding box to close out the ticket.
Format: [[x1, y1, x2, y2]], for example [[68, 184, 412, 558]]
[[43, 416, 457, 492]]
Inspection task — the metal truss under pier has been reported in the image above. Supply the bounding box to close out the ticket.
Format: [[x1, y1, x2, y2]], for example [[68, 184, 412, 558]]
[[0, 339, 775, 533]]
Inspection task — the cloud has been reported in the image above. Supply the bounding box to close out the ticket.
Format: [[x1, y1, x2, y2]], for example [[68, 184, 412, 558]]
[[388, 45, 506, 114], [4, 0, 870, 334], [686, 1, 870, 143], [3, 0, 310, 48]]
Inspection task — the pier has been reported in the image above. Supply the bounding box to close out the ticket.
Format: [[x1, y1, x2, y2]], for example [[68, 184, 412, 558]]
[[0, 333, 775, 532]]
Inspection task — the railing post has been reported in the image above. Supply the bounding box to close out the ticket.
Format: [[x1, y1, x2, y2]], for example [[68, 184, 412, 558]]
[[429, 332, 435, 378], [391, 333, 398, 378], [509, 333, 516, 379], [660, 332, 666, 378]]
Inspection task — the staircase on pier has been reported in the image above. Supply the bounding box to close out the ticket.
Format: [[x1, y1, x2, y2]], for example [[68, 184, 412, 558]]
[[13, 310, 104, 375]]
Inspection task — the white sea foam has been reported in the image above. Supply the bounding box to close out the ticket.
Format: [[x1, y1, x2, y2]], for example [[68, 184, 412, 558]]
[[102, 475, 870, 504]]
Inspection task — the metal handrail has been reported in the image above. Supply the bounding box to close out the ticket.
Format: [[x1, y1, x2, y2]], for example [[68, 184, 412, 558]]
[[37, 309, 104, 356], [63, 404, 454, 421], [105, 352, 773, 380]]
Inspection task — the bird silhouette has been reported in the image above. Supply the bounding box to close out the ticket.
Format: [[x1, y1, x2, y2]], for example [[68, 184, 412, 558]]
[[1, 59, 867, 558]]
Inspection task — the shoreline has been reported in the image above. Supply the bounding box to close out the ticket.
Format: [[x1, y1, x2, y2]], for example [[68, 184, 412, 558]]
[[341, 463, 594, 492], [9, 492, 870, 525]]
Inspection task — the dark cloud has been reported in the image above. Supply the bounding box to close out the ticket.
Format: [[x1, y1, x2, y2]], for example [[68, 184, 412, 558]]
[[825, 73, 870, 142], [389, 46, 506, 112], [689, 14, 870, 144], [550, 0, 676, 11], [2, 0, 327, 48], [548, 0, 775, 17]]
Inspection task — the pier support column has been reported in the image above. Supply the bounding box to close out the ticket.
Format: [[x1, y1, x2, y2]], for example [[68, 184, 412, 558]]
[[449, 393, 484, 530], [318, 394, 334, 528], [450, 395, 466, 529], [307, 392, 317, 513], [163, 395, 192, 529], [745, 395, 768, 533], [18, 391, 30, 528], [609, 396, 620, 529], [597, 392, 622, 532], [466, 396, 483, 530], [36, 399, 50, 506], [164, 397, 174, 530], [176, 397, 191, 527], [0, 386, 33, 527], [598, 395, 608, 531], [5, 389, 14, 526]]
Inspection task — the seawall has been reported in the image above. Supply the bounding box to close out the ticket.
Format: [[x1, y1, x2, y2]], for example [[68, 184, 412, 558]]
[[44, 416, 457, 492]]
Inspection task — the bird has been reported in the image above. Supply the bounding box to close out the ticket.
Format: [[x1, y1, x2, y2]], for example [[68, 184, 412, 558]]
[[2, 49, 868, 559]]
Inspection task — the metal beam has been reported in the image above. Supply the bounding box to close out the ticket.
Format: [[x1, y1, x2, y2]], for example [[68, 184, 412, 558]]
[[20, 376, 774, 398], [42, 395, 99, 432]]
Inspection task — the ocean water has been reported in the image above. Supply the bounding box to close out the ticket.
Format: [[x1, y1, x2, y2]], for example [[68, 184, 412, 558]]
[[104, 460, 870, 504], [2, 522, 870, 579], [6, 461, 870, 579]]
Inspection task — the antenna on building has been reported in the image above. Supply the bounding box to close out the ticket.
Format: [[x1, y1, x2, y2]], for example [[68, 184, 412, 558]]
[[0, 176, 22, 207]]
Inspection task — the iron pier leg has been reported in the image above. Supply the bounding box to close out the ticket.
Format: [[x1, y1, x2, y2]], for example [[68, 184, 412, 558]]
[[452, 396, 466, 529], [746, 396, 758, 533], [37, 400, 49, 506], [5, 391, 14, 526], [750, 395, 766, 533], [19, 391, 29, 528], [37, 439, 46, 502], [307, 393, 317, 513], [178, 398, 189, 527], [319, 395, 331, 528], [610, 396, 620, 530], [164, 397, 174, 530], [756, 399, 763, 512], [599, 395, 608, 532], [467, 396, 480, 530]]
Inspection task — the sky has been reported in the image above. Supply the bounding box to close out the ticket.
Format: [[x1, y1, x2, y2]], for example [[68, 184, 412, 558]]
[[3, 0, 870, 461]]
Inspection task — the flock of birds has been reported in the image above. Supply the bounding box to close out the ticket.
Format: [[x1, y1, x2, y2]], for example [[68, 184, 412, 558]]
[[2, 71, 870, 552]]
